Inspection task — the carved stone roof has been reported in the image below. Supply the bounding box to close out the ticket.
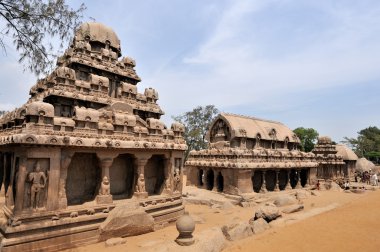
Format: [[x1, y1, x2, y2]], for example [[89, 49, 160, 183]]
[[206, 113, 299, 143], [336, 144, 358, 161], [0, 22, 186, 151], [75, 22, 121, 55]]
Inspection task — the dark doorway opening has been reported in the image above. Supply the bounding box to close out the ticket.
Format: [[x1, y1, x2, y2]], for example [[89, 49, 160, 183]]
[[265, 170, 276, 191], [290, 169, 298, 188], [206, 170, 214, 190], [145, 155, 165, 195], [252, 171, 262, 193], [216, 172, 224, 192], [110, 154, 136, 199], [66, 153, 100, 205], [300, 169, 308, 187], [278, 170, 288, 190]]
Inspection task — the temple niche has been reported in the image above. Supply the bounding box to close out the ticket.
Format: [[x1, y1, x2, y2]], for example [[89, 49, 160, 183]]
[[0, 22, 186, 251]]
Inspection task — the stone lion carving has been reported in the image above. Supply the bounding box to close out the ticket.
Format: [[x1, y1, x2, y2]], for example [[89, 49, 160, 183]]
[[99, 176, 110, 195], [135, 173, 145, 193]]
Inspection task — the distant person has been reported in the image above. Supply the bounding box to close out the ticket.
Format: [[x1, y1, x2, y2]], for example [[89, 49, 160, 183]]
[[316, 180, 320, 190]]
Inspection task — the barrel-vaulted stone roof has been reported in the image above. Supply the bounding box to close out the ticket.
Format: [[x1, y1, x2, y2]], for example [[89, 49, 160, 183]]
[[206, 113, 300, 143], [336, 144, 358, 161]]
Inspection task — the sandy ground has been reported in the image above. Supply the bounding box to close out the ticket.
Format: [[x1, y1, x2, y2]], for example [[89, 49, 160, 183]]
[[64, 186, 380, 252], [226, 189, 380, 252]]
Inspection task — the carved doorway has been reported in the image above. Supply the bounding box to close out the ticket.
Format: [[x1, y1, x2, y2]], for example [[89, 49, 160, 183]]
[[265, 170, 276, 191], [144, 155, 165, 195], [290, 169, 298, 189], [216, 172, 224, 192], [206, 169, 214, 190], [278, 170, 288, 190], [110, 154, 136, 199], [252, 170, 262, 193], [66, 153, 100, 205], [300, 169, 308, 187]]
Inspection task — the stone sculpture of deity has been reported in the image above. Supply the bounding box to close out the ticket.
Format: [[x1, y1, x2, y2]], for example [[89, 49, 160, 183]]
[[28, 161, 47, 209], [135, 174, 145, 193], [173, 168, 181, 192], [99, 176, 110, 195]]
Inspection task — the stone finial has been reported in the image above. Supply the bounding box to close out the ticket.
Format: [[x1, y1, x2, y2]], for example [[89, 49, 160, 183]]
[[175, 211, 195, 246]]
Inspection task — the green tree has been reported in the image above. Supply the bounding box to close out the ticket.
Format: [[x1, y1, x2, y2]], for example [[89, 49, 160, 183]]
[[293, 127, 319, 152], [343, 126, 380, 163], [172, 105, 219, 160], [0, 0, 86, 75]]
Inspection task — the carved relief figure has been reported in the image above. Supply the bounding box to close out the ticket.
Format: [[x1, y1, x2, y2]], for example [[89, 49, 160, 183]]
[[173, 168, 181, 192], [164, 176, 171, 190], [28, 161, 47, 209], [135, 173, 145, 193], [99, 176, 110, 195]]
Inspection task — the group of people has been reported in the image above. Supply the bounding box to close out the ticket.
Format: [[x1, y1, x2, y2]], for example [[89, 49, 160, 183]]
[[354, 170, 379, 186]]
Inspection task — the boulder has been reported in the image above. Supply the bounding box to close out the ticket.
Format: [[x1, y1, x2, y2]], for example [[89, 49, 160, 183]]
[[249, 218, 270, 234], [195, 227, 227, 252], [99, 203, 154, 241], [295, 190, 309, 200], [105, 237, 127, 247], [273, 195, 297, 207], [221, 221, 253, 241], [282, 204, 304, 214], [254, 205, 281, 222]]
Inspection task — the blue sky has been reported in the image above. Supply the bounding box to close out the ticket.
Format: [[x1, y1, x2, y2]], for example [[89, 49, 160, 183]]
[[0, 0, 379, 142]]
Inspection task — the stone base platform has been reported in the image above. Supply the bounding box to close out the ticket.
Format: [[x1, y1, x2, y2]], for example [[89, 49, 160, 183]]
[[0, 194, 184, 252]]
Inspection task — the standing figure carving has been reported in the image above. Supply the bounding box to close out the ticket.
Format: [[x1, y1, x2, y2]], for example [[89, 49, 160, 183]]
[[136, 174, 146, 193], [99, 176, 110, 195], [164, 176, 171, 191], [173, 168, 181, 192], [28, 161, 47, 209]]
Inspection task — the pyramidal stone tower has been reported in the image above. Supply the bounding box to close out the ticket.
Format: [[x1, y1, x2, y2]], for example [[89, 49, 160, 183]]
[[0, 22, 186, 251]]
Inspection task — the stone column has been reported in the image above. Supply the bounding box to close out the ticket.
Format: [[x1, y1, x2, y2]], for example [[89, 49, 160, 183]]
[[134, 156, 149, 199], [285, 170, 292, 190], [274, 170, 280, 191], [46, 149, 61, 211], [213, 170, 218, 192], [163, 157, 173, 195], [58, 151, 73, 209], [260, 170, 268, 193], [96, 157, 114, 204], [295, 169, 302, 189], [14, 156, 27, 214]]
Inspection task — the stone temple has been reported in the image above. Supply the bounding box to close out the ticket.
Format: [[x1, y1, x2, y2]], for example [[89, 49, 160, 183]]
[[185, 113, 346, 194], [0, 22, 186, 251]]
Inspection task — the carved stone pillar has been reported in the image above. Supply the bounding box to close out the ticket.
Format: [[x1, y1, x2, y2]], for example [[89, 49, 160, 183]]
[[295, 169, 302, 189], [96, 158, 114, 204], [260, 170, 267, 193], [274, 170, 280, 191], [14, 156, 27, 214], [213, 170, 218, 192], [285, 169, 292, 190], [163, 157, 173, 195], [58, 152, 73, 209], [134, 157, 149, 199]]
